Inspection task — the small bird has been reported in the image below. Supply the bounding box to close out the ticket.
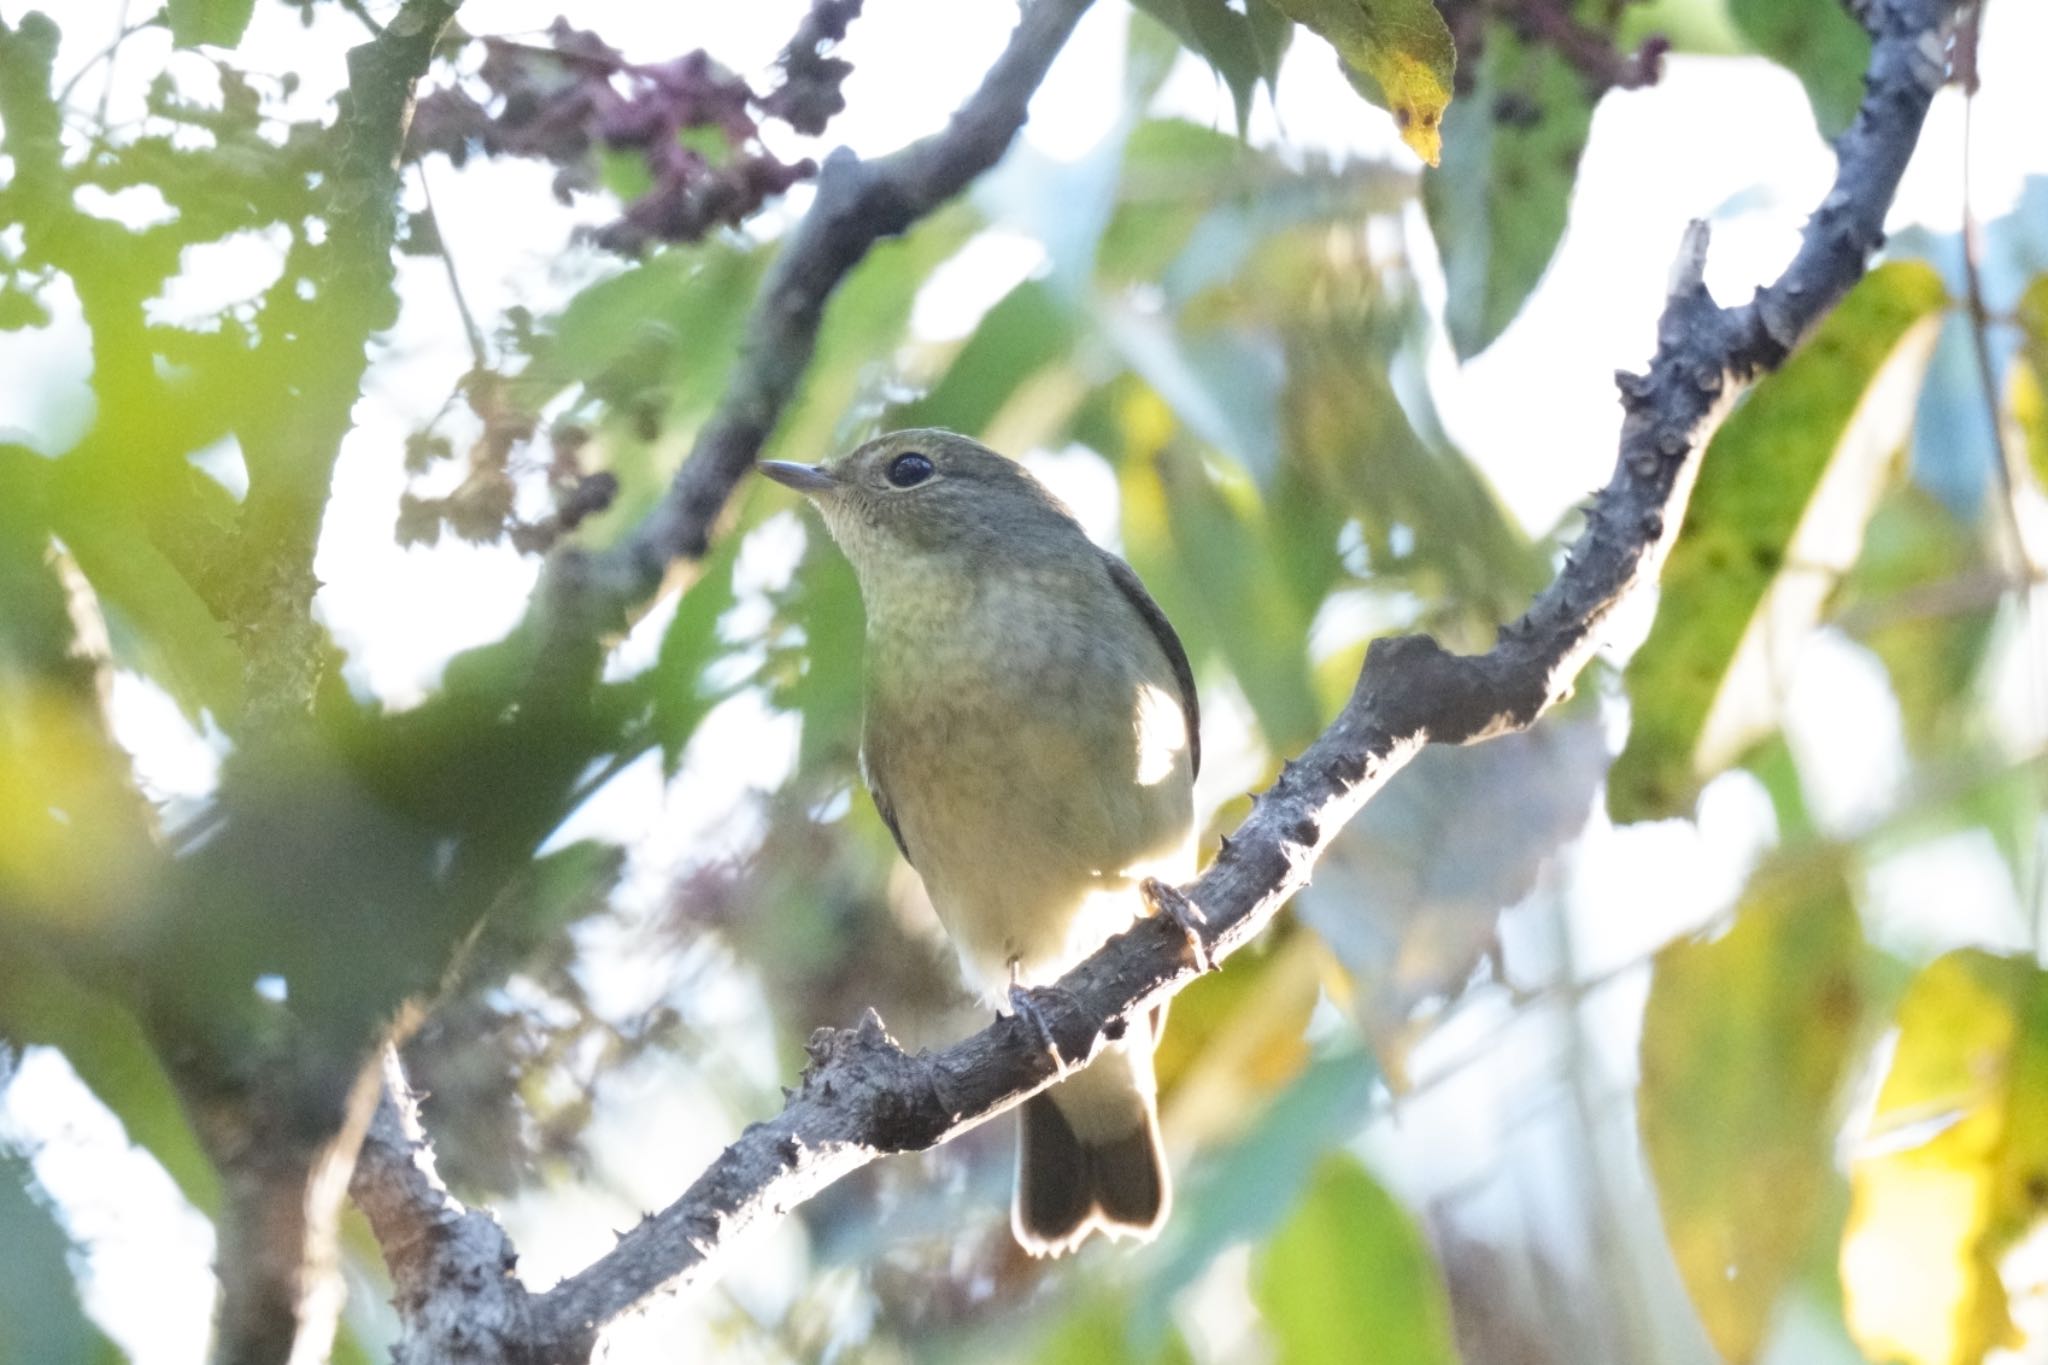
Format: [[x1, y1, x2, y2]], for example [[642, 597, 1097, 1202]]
[[761, 430, 1199, 1256]]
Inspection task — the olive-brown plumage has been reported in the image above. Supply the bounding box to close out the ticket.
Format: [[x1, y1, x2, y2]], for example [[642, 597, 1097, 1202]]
[[761, 430, 1198, 1255]]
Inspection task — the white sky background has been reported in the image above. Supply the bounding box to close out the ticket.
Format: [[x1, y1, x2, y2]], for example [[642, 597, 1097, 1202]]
[[3, 0, 2047, 1360]]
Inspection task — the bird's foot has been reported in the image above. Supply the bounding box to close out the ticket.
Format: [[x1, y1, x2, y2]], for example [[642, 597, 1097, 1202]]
[[1006, 978, 1073, 1081], [1142, 877, 1213, 973]]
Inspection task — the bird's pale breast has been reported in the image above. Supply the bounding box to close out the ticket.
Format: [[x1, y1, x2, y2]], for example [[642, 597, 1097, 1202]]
[[861, 561, 1195, 999]]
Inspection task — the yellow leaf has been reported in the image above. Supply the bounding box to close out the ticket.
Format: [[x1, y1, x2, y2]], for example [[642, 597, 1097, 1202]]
[[1841, 951, 2048, 1365]]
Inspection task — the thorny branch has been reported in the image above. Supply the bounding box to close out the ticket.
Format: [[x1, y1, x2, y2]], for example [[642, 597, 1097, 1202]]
[[345, 0, 1961, 1359]]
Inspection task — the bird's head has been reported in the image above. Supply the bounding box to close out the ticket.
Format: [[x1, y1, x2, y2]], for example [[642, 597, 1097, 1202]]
[[759, 429, 1083, 575]]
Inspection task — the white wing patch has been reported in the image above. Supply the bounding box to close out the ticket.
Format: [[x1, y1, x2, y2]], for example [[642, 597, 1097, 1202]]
[[1133, 682, 1188, 788]]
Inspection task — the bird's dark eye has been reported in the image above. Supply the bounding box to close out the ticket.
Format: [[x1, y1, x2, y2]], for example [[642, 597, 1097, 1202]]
[[886, 452, 934, 488]]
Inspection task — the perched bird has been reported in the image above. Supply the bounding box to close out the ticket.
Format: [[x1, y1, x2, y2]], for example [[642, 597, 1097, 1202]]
[[760, 430, 1200, 1256]]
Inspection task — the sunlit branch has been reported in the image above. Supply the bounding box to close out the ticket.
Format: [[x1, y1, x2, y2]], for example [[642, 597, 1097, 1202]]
[[348, 1050, 536, 1365], [502, 0, 1957, 1354]]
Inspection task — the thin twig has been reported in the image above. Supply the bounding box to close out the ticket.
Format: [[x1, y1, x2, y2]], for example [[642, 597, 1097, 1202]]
[[1954, 0, 2033, 577], [417, 160, 490, 370], [50, 8, 147, 109]]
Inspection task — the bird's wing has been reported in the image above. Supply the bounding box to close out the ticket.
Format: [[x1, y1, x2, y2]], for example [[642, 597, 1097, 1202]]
[[1100, 551, 1201, 779], [859, 736, 913, 863]]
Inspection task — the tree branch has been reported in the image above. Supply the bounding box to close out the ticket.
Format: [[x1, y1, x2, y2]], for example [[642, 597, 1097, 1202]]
[[348, 1050, 536, 1365], [535, 0, 1096, 642], [510, 0, 1954, 1349], [147, 5, 466, 1362]]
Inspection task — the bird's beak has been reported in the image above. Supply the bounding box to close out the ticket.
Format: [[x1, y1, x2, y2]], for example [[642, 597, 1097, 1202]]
[[758, 461, 838, 494]]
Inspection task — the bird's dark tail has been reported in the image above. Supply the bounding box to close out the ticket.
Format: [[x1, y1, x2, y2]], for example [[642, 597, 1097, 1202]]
[[1012, 1043, 1168, 1256]]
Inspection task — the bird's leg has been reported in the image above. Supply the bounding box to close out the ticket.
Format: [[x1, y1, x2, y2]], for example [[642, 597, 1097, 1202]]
[[1142, 877, 1213, 973], [1006, 959, 1071, 1081]]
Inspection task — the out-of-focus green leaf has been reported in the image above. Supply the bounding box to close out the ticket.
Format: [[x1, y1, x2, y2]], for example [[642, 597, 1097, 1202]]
[[1253, 1153, 1459, 1365], [776, 533, 866, 777], [1285, 328, 1539, 623], [654, 534, 742, 773], [1835, 489, 1998, 758], [771, 207, 980, 461], [330, 1324, 378, 1365], [1098, 304, 1285, 484], [0, 686, 158, 929], [47, 496, 242, 727], [1100, 120, 1266, 285], [1639, 852, 1863, 1364], [1154, 928, 1321, 1136], [1129, 0, 1293, 134], [2014, 272, 2048, 489], [1143, 1049, 1379, 1322], [1840, 950, 2048, 1365], [167, 0, 256, 49], [1030, 1296, 1196, 1365], [0, 956, 219, 1214], [1728, 0, 1869, 138], [1126, 430, 1321, 749], [1421, 23, 1590, 358], [1610, 260, 1949, 822], [0, 1152, 125, 1365], [481, 839, 625, 967], [527, 245, 765, 539], [597, 147, 655, 203], [895, 279, 1076, 435], [1619, 0, 1745, 54], [1266, 0, 1454, 165]]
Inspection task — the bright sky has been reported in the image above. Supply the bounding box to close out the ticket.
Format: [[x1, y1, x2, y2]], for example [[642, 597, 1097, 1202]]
[[3, 0, 2046, 1359]]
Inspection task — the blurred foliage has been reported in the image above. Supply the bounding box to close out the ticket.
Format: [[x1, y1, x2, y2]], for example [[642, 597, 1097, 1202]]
[[1267, 0, 1456, 165], [1253, 1154, 1460, 1364], [0, 1148, 124, 1364], [1841, 951, 2048, 1365], [1725, 0, 1868, 137], [2, 1, 2046, 1364], [1610, 260, 1951, 822], [1638, 851, 1863, 1364]]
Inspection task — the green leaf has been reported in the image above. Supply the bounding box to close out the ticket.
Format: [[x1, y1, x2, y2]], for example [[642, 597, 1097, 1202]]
[[654, 533, 742, 773], [1421, 22, 1590, 357], [48, 491, 243, 727], [1840, 950, 2048, 1365], [1132, 439, 1322, 749], [776, 534, 866, 777], [166, 0, 257, 49], [1144, 1050, 1380, 1318], [1129, 0, 1294, 135], [478, 839, 625, 963], [1639, 852, 1863, 1364], [597, 147, 655, 203], [1609, 260, 1949, 822], [0, 1153, 125, 1365], [1098, 304, 1285, 484], [894, 279, 1076, 435], [1835, 488, 1998, 759], [1728, 0, 1869, 138], [1283, 327, 1541, 618], [1253, 1154, 1460, 1365], [768, 206, 980, 462], [0, 957, 220, 1214], [1031, 1296, 1196, 1365], [2013, 271, 2048, 491], [1265, 0, 1455, 165]]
